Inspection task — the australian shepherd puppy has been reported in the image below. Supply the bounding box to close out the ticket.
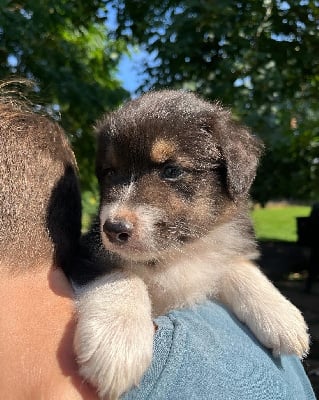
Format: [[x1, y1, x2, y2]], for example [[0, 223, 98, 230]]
[[72, 90, 309, 399]]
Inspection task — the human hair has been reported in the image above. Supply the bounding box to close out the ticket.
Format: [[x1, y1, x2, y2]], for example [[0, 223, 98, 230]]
[[0, 82, 81, 273]]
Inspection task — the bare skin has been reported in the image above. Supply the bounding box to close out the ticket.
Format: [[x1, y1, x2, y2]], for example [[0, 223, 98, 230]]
[[0, 265, 99, 400]]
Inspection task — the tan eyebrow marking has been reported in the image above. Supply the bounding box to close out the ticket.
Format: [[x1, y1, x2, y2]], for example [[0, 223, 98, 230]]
[[150, 139, 176, 163]]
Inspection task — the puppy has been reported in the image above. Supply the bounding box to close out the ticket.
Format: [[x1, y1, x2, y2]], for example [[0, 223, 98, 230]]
[[73, 90, 309, 400]]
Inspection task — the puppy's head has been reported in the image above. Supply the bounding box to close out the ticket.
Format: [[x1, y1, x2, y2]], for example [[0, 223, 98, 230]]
[[95, 90, 263, 262]]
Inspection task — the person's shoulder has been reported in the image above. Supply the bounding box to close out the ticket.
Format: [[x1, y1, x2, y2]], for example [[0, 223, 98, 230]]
[[123, 301, 316, 400]]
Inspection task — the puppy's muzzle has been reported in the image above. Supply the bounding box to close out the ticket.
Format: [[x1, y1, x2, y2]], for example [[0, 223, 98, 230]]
[[103, 219, 133, 244]]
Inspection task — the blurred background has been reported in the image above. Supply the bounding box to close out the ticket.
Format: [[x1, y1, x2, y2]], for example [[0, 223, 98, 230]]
[[1, 0, 319, 393]]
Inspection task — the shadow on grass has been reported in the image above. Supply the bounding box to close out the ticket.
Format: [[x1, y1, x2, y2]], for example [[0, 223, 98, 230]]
[[257, 239, 310, 281]]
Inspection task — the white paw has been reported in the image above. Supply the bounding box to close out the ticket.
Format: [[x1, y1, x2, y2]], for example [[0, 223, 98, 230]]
[[220, 262, 310, 359], [74, 272, 154, 400], [251, 297, 310, 359]]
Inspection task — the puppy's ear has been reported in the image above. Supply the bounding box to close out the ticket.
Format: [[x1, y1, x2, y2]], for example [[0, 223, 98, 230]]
[[220, 124, 263, 200]]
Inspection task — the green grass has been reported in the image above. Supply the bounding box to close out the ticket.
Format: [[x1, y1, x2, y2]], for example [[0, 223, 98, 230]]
[[82, 190, 99, 232], [252, 205, 310, 242]]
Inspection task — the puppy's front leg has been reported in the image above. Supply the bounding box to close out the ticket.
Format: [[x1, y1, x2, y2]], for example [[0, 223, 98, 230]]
[[219, 261, 309, 358], [74, 271, 154, 400]]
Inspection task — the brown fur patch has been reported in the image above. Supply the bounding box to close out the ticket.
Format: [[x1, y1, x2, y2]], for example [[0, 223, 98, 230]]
[[116, 209, 139, 226], [150, 139, 176, 163]]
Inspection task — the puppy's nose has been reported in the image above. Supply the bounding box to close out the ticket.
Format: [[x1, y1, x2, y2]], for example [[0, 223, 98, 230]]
[[103, 220, 133, 244]]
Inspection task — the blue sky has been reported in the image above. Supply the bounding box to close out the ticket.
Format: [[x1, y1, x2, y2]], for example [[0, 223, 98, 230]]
[[107, 6, 148, 96], [116, 49, 147, 95]]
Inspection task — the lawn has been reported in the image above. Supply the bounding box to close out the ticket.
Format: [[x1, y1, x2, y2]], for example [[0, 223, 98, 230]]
[[252, 205, 311, 242], [82, 190, 99, 232]]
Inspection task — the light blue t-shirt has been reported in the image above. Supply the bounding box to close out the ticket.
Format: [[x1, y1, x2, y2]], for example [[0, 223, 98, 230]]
[[123, 301, 315, 400]]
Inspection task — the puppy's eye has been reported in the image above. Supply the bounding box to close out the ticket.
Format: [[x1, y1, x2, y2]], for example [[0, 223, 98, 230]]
[[101, 168, 116, 178], [161, 165, 184, 180]]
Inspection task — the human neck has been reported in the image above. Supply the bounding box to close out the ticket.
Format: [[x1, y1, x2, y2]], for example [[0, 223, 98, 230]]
[[0, 264, 97, 399]]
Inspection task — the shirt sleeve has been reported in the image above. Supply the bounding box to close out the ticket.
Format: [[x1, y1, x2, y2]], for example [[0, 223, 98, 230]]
[[122, 301, 315, 400]]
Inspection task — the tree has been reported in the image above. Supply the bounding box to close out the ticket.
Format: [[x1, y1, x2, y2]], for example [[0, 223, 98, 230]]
[[109, 0, 319, 201], [0, 0, 129, 189]]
